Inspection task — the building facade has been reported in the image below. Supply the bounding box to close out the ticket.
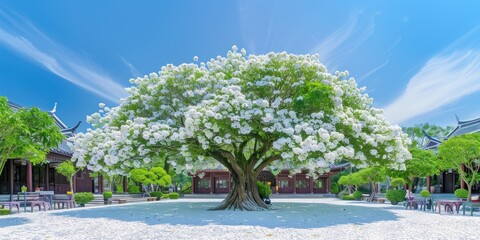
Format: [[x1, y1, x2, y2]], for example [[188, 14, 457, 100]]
[[191, 163, 349, 194], [0, 101, 93, 194], [421, 115, 480, 194]]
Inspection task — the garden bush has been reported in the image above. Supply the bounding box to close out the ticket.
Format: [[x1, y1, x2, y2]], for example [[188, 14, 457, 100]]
[[420, 190, 431, 198], [454, 189, 468, 199], [150, 191, 163, 200], [386, 189, 405, 205], [128, 185, 140, 193], [256, 181, 272, 199], [352, 190, 363, 200], [0, 209, 9, 215], [169, 193, 179, 199], [390, 178, 405, 189], [341, 195, 356, 200], [74, 192, 94, 206], [161, 193, 170, 199], [330, 182, 339, 194], [103, 191, 113, 199]]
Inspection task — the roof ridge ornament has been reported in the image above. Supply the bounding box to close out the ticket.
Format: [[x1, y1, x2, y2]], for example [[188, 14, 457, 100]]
[[50, 102, 57, 113]]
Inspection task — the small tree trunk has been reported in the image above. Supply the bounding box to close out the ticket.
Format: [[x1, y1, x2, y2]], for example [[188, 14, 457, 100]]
[[69, 176, 74, 193], [467, 184, 472, 201], [209, 167, 268, 211]]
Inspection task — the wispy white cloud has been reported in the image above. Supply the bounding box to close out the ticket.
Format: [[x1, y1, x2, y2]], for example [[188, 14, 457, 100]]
[[384, 49, 480, 124], [358, 60, 389, 82], [0, 9, 126, 103], [310, 10, 375, 69], [119, 55, 141, 77]]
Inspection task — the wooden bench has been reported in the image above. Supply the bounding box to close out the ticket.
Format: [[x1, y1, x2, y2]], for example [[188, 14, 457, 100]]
[[146, 197, 157, 202], [113, 199, 127, 204], [462, 201, 480, 216], [0, 201, 21, 214], [53, 195, 75, 209], [377, 198, 386, 204], [17, 192, 50, 212]]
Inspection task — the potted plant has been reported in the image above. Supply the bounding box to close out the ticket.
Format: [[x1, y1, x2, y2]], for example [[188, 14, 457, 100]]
[[454, 189, 468, 201], [103, 191, 113, 205], [256, 181, 272, 204], [420, 190, 431, 210], [74, 192, 94, 207]]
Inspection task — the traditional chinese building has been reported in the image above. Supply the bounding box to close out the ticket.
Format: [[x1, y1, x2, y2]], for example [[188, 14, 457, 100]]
[[422, 115, 480, 194], [0, 101, 93, 194], [191, 163, 350, 194]]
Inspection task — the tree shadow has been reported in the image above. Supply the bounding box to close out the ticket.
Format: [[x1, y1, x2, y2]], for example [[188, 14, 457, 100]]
[[52, 201, 399, 229], [0, 216, 31, 228]]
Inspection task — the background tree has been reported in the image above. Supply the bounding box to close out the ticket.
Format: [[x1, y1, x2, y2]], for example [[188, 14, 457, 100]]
[[130, 167, 172, 194], [56, 161, 78, 193], [389, 148, 440, 192], [403, 123, 453, 147], [438, 133, 480, 200], [0, 97, 64, 174], [338, 174, 362, 194], [71, 48, 411, 210], [356, 167, 386, 201]]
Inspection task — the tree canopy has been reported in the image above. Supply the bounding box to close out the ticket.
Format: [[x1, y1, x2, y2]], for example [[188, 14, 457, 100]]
[[402, 123, 453, 147], [56, 161, 77, 192], [0, 97, 64, 174], [438, 133, 480, 200], [389, 147, 440, 191], [70, 47, 411, 210]]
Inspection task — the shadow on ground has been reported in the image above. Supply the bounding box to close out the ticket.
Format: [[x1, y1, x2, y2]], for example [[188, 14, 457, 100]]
[[0, 217, 31, 228], [51, 202, 398, 229]]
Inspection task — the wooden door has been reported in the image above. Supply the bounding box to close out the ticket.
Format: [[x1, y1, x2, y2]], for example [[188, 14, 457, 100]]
[[277, 177, 293, 193], [313, 178, 326, 193], [196, 177, 211, 194], [214, 177, 229, 193], [295, 176, 310, 193]]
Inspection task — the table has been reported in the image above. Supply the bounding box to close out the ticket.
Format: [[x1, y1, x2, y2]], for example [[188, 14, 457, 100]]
[[435, 200, 463, 214]]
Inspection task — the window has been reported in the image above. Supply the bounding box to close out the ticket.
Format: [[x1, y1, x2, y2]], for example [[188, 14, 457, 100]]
[[315, 179, 323, 189], [296, 180, 307, 188], [198, 178, 210, 188], [215, 179, 227, 189], [279, 180, 289, 188]]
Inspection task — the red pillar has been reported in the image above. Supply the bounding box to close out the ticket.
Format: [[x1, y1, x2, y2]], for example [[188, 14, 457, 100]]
[[73, 175, 77, 193], [45, 164, 49, 191], [293, 174, 297, 194], [9, 160, 14, 195], [98, 175, 103, 193], [123, 176, 128, 193], [209, 173, 214, 194], [427, 176, 431, 193], [309, 177, 314, 194], [26, 161, 33, 192]]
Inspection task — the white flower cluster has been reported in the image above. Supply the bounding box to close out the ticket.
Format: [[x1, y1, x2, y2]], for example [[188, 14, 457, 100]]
[[69, 46, 411, 177]]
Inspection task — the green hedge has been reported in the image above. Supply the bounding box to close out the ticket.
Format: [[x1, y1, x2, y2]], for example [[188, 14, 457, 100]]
[[0, 209, 9, 215], [150, 191, 163, 199], [420, 190, 431, 198], [128, 185, 140, 193], [103, 191, 113, 199], [352, 190, 363, 200], [74, 192, 94, 205], [341, 195, 356, 200], [331, 182, 339, 194], [169, 192, 179, 199], [256, 181, 272, 198], [454, 189, 468, 199], [386, 189, 405, 205]]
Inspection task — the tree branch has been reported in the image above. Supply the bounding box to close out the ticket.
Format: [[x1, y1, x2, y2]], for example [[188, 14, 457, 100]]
[[254, 154, 281, 175]]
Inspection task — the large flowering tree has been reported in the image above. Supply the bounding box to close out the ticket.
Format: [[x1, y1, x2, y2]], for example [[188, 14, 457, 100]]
[[70, 47, 411, 210]]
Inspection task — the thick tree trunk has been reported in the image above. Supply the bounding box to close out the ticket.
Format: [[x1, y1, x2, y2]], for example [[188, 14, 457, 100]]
[[209, 168, 268, 211]]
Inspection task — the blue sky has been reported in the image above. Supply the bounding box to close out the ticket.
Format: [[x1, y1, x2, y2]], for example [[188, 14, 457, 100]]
[[1, 1, 480, 132]]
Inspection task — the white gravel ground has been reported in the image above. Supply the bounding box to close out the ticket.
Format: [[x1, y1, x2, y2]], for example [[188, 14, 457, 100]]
[[0, 198, 479, 240]]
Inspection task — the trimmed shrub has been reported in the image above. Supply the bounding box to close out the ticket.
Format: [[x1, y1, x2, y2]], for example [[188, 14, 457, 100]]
[[341, 195, 356, 200], [386, 189, 405, 205], [128, 185, 140, 193], [161, 193, 170, 199], [420, 190, 431, 198], [454, 189, 468, 199], [391, 178, 405, 189], [150, 191, 163, 200], [256, 181, 272, 199], [352, 190, 363, 200], [103, 191, 113, 199], [331, 182, 339, 194], [0, 209, 10, 215], [74, 192, 94, 205], [169, 192, 180, 199], [116, 185, 124, 193]]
